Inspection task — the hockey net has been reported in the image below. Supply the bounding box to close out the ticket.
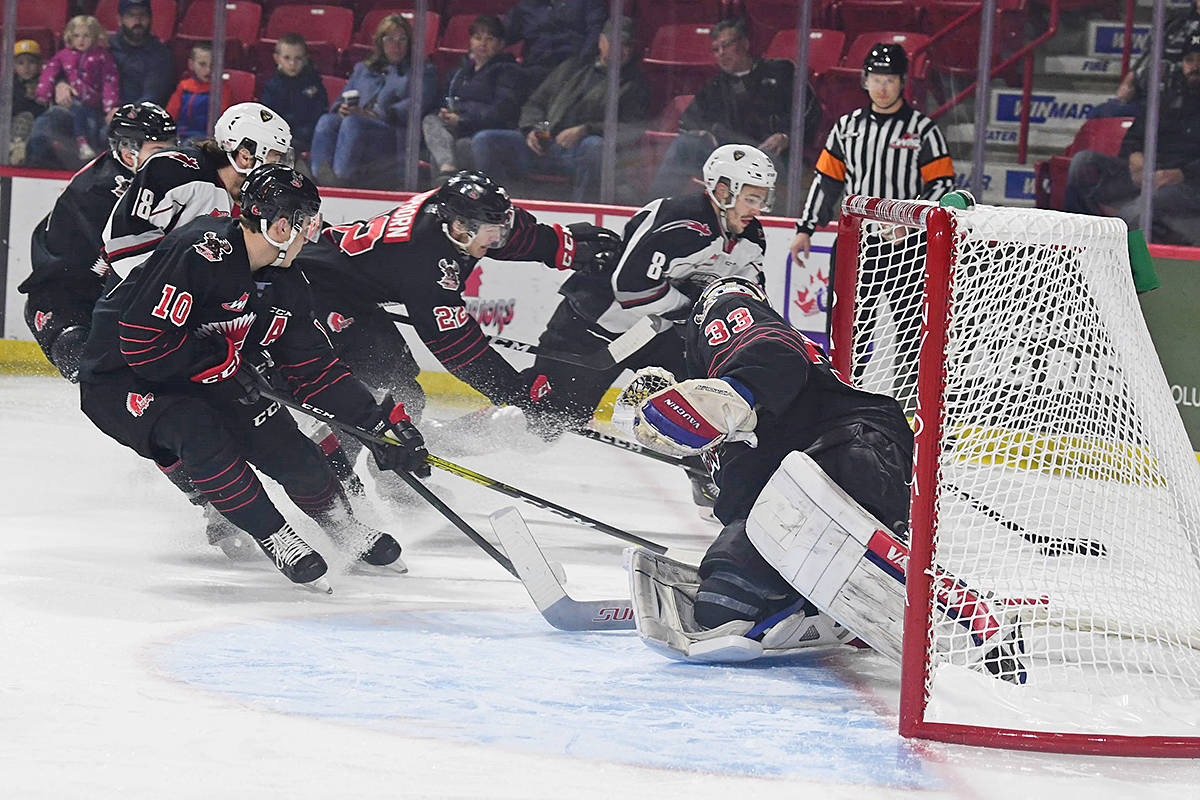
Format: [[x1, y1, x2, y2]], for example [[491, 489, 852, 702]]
[[832, 195, 1200, 756]]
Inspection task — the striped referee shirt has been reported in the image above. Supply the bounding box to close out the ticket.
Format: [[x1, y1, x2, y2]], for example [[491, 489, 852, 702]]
[[796, 102, 955, 234]]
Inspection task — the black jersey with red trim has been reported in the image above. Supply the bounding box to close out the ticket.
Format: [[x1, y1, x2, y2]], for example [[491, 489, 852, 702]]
[[685, 292, 908, 445], [80, 216, 377, 425], [101, 144, 236, 280], [593, 192, 765, 333], [294, 190, 571, 407], [20, 152, 134, 301]]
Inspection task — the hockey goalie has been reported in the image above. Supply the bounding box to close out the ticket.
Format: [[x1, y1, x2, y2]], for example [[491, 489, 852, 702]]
[[623, 276, 1025, 682]]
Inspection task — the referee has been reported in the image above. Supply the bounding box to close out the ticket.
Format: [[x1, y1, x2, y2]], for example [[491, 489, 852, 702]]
[[789, 43, 955, 263]]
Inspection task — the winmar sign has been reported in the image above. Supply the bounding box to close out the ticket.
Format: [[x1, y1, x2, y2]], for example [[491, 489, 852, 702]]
[[992, 91, 1110, 129]]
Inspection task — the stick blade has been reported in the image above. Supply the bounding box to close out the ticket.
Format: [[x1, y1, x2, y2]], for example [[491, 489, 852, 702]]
[[489, 507, 636, 631]]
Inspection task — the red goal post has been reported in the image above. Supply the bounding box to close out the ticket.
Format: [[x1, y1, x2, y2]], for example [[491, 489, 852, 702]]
[[831, 195, 1200, 757]]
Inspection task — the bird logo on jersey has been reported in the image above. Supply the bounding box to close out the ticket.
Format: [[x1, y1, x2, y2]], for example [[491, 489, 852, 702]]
[[126, 392, 155, 417], [33, 310, 52, 331], [160, 151, 200, 169], [326, 311, 355, 332], [193, 231, 233, 262], [437, 258, 460, 291], [221, 292, 250, 312], [198, 314, 255, 351]]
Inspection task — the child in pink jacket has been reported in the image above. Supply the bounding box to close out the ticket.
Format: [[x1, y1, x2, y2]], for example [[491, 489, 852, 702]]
[[35, 16, 120, 159]]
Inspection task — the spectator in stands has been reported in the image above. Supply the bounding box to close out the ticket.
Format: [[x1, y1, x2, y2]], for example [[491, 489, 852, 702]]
[[1067, 35, 1200, 247], [421, 15, 521, 183], [11, 39, 45, 165], [505, 0, 607, 89], [1095, 0, 1200, 119], [648, 18, 819, 199], [109, 0, 174, 106], [34, 15, 120, 161], [309, 14, 437, 187], [165, 42, 225, 142], [261, 33, 328, 155], [471, 16, 650, 202]]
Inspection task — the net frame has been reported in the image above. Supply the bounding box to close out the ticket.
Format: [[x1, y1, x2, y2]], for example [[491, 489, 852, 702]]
[[831, 195, 1200, 757]]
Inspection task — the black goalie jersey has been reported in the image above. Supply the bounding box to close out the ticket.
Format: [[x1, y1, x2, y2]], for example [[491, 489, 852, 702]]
[[294, 189, 573, 408], [80, 216, 377, 427], [102, 144, 236, 280], [591, 192, 766, 333]]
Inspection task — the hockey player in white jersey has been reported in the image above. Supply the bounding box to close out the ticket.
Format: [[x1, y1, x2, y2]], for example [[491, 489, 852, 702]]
[[102, 102, 293, 279]]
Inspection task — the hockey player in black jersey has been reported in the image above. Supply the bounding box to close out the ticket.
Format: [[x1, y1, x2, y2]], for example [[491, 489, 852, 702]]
[[102, 101, 294, 280], [629, 276, 913, 634], [78, 165, 426, 590], [19, 102, 177, 382], [293, 170, 620, 440]]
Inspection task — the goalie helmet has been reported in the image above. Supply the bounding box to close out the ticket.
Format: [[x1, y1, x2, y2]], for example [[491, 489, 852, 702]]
[[107, 102, 176, 171], [435, 170, 515, 249], [214, 102, 294, 175], [703, 144, 777, 214], [240, 163, 322, 261], [692, 275, 769, 324]]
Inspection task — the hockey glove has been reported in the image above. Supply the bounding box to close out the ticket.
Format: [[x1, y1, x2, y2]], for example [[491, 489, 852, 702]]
[[633, 377, 758, 457], [365, 398, 431, 478], [553, 222, 622, 274], [518, 369, 563, 442]]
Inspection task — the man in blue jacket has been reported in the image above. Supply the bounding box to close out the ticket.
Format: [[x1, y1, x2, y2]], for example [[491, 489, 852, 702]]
[[505, 0, 607, 89], [109, 0, 174, 106]]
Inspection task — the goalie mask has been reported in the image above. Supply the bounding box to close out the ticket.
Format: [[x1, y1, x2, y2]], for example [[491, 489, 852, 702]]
[[107, 102, 177, 172], [240, 164, 322, 265], [703, 144, 777, 217], [435, 170, 515, 250], [214, 102, 294, 175], [693, 275, 769, 324]]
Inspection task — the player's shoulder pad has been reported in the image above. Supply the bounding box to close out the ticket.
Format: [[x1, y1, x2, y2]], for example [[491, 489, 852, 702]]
[[648, 194, 720, 241], [740, 218, 767, 248], [137, 146, 207, 186]]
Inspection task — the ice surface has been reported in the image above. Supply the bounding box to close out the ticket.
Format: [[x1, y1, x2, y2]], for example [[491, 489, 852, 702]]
[[2, 375, 1199, 799]]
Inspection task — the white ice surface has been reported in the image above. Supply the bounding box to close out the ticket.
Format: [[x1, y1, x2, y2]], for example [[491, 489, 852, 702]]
[[3, 375, 1200, 799]]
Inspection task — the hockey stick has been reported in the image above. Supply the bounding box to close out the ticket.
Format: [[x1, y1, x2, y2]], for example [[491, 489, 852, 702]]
[[252, 384, 519, 577], [946, 483, 1108, 558], [490, 506, 637, 631], [426, 454, 668, 553], [387, 310, 674, 371], [573, 428, 708, 479]]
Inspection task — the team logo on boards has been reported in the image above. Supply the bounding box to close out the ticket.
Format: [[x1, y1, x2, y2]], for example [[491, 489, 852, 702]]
[[126, 392, 155, 417]]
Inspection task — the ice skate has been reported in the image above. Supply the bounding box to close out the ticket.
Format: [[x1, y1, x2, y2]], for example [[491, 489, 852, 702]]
[[313, 495, 407, 573], [256, 524, 331, 592], [203, 504, 259, 562]]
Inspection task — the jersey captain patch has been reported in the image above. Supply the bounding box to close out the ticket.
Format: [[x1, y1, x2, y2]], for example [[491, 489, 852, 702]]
[[193, 231, 233, 262], [437, 258, 460, 291]]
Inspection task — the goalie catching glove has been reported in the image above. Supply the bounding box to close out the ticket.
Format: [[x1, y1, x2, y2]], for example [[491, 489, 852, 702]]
[[552, 222, 622, 273], [633, 376, 758, 457], [365, 397, 431, 477]]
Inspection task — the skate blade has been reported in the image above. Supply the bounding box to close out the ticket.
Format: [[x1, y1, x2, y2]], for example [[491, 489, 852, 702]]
[[348, 557, 409, 576], [298, 576, 334, 594]]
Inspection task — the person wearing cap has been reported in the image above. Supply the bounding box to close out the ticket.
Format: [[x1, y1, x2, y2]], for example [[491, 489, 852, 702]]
[[109, 0, 174, 106], [1066, 34, 1200, 246], [649, 18, 820, 199], [504, 0, 607, 90], [11, 39, 45, 164], [470, 15, 650, 202]]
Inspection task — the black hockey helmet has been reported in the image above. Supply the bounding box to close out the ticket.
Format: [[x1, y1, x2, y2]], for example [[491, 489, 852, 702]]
[[240, 163, 322, 248], [863, 42, 908, 76], [692, 275, 769, 324], [435, 170, 514, 248], [107, 102, 177, 167]]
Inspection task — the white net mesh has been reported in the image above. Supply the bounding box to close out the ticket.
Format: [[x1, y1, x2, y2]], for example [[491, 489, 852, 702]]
[[842, 199, 1200, 740]]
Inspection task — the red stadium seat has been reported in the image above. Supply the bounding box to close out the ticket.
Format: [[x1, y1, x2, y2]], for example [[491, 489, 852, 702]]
[[765, 28, 845, 77], [95, 0, 176, 41], [442, 0, 510, 15], [743, 0, 836, 53], [17, 0, 68, 33], [263, 5, 355, 49], [1034, 117, 1133, 210], [321, 73, 348, 102], [922, 0, 1028, 87], [642, 23, 720, 109], [836, 0, 924, 48], [395, 9, 441, 56], [634, 0, 723, 49], [221, 68, 257, 104], [176, 1, 263, 49]]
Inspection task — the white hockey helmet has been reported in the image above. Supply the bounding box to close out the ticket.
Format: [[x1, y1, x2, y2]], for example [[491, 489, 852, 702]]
[[693, 275, 769, 324], [214, 102, 294, 175], [703, 144, 777, 213]]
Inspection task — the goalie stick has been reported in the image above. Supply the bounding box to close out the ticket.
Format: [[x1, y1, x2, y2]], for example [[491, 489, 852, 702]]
[[387, 310, 675, 371], [490, 506, 637, 631], [946, 483, 1108, 557], [251, 383, 520, 578]]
